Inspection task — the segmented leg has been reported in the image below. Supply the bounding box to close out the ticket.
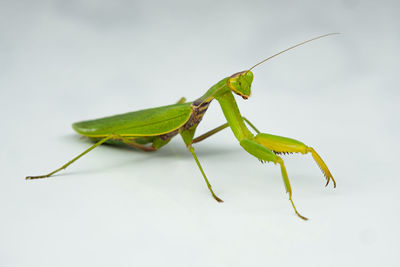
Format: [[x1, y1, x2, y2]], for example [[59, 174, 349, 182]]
[[127, 142, 157, 152], [192, 123, 229, 144], [240, 138, 308, 220], [187, 145, 223, 202], [26, 135, 113, 180], [255, 133, 335, 187], [117, 136, 157, 152], [192, 117, 259, 144], [243, 117, 260, 134]]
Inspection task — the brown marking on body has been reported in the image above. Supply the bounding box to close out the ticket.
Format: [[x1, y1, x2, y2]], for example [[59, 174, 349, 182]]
[[183, 100, 212, 130], [158, 100, 213, 141], [159, 129, 179, 141], [111, 136, 157, 151], [230, 70, 247, 78]]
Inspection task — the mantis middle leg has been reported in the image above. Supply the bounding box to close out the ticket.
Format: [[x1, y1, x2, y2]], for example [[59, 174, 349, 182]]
[[192, 117, 259, 144], [180, 129, 223, 202]]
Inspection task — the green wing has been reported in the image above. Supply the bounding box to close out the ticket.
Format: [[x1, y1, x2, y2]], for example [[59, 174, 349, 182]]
[[72, 102, 193, 137]]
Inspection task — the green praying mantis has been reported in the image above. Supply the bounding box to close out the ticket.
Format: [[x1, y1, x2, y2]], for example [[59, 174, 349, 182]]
[[27, 33, 338, 220]]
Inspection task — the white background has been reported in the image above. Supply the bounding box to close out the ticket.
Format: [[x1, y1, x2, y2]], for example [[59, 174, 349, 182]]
[[1, 0, 399, 266]]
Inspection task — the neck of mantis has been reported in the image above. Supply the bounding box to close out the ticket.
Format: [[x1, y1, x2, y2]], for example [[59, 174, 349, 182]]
[[195, 77, 255, 142], [193, 77, 230, 105]]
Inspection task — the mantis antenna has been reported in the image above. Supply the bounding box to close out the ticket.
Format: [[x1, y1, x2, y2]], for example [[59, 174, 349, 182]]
[[248, 33, 340, 71]]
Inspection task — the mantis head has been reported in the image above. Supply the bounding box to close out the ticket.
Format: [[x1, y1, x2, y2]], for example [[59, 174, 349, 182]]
[[226, 33, 339, 100], [227, 70, 254, 99]]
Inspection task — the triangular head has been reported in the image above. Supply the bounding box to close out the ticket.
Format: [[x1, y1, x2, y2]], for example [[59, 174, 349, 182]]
[[227, 71, 254, 99]]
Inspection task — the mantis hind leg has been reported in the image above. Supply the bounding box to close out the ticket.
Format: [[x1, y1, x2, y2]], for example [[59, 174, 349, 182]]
[[254, 133, 335, 187], [26, 135, 113, 180], [115, 136, 158, 152], [240, 138, 308, 220]]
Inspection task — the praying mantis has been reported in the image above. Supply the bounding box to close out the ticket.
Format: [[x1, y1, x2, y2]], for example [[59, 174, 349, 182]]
[[27, 33, 338, 220]]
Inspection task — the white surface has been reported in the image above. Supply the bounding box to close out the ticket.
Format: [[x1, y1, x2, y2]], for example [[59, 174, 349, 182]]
[[1, 1, 399, 266]]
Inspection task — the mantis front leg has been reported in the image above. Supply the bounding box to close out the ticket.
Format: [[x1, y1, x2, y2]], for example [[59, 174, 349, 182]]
[[254, 133, 335, 187], [214, 92, 320, 220], [240, 138, 308, 220], [239, 132, 336, 220]]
